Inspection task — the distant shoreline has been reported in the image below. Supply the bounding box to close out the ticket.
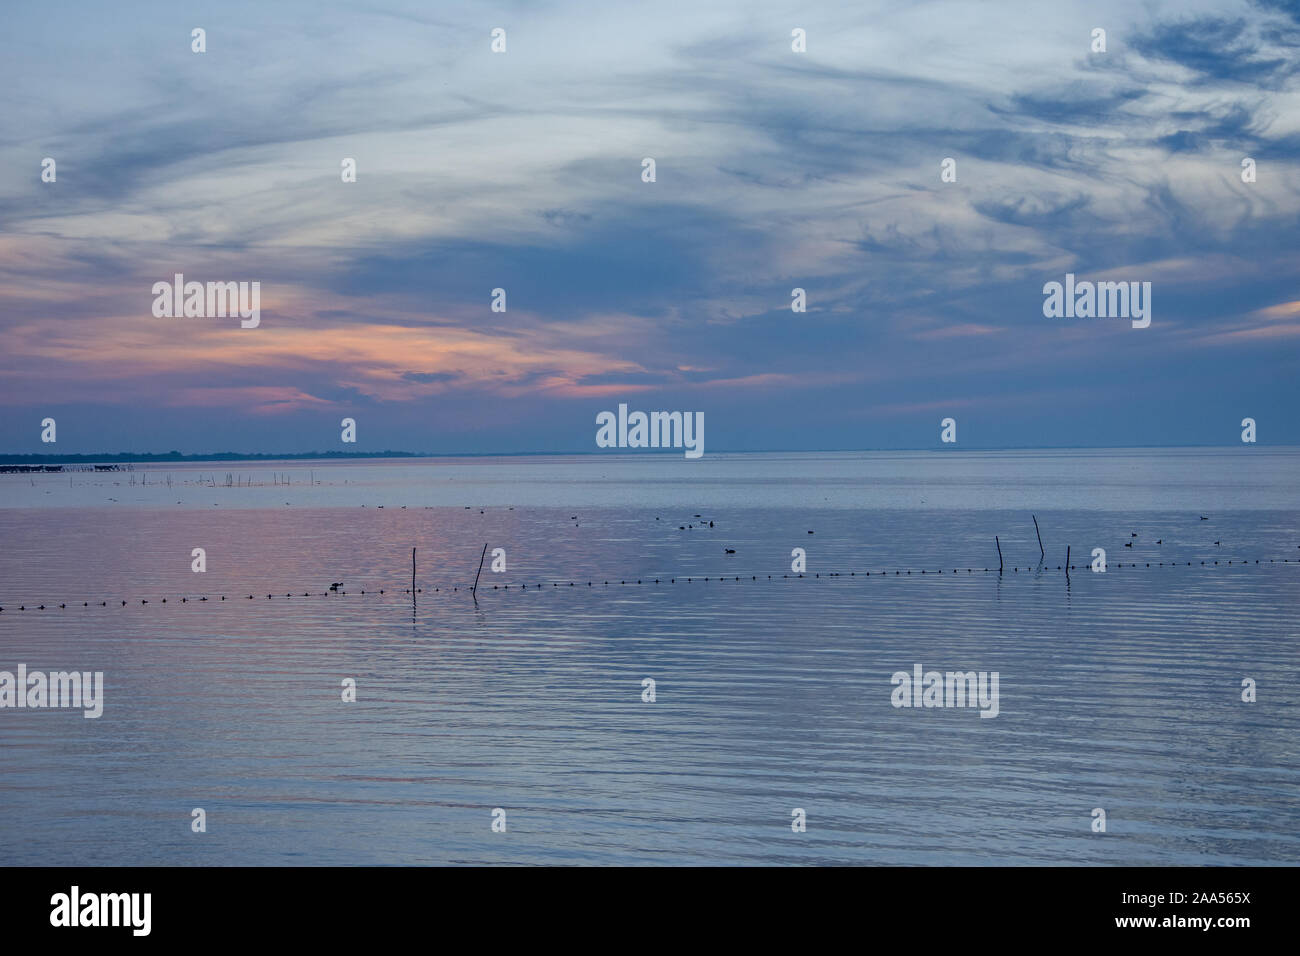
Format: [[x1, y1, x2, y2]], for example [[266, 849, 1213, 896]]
[[1, 445, 1293, 467], [1, 451, 425, 466]]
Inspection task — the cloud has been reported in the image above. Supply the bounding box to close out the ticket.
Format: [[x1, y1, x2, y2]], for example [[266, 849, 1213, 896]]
[[0, 0, 1298, 451], [1131, 16, 1298, 87]]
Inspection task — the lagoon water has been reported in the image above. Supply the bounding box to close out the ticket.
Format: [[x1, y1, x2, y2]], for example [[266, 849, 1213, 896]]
[[1, 449, 1298, 865]]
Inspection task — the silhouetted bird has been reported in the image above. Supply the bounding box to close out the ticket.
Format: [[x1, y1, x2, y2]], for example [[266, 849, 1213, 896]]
[[725, 549, 736, 554]]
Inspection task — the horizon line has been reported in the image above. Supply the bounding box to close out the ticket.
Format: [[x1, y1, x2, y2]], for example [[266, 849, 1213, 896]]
[[1, 443, 1293, 465]]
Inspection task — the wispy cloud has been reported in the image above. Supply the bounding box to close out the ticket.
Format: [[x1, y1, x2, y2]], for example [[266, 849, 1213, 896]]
[[0, 0, 1297, 451]]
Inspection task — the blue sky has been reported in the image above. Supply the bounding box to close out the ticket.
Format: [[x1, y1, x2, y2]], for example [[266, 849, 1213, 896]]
[[1, 0, 1298, 453]]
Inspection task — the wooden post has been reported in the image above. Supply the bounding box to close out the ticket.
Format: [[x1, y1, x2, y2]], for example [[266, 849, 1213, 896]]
[[996, 535, 1003, 573], [472, 543, 488, 595], [1033, 515, 1045, 560]]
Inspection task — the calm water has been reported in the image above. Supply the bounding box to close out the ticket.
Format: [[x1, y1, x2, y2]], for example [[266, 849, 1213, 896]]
[[1, 449, 1298, 865]]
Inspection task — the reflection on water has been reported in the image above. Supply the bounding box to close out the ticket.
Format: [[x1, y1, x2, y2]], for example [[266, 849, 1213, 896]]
[[1, 452, 1297, 864]]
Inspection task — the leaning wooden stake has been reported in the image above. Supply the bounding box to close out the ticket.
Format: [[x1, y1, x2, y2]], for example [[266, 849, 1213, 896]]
[[1033, 515, 1045, 560], [411, 547, 416, 594], [471, 543, 488, 595], [995, 535, 1003, 573], [1065, 545, 1071, 576]]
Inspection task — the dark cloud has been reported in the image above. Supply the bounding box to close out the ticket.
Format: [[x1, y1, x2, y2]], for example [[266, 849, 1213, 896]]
[[332, 200, 759, 316], [1131, 16, 1297, 87], [401, 371, 460, 384], [997, 87, 1149, 124]]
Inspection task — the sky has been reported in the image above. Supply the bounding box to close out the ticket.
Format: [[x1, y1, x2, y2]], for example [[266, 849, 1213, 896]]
[[1, 0, 1298, 454]]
